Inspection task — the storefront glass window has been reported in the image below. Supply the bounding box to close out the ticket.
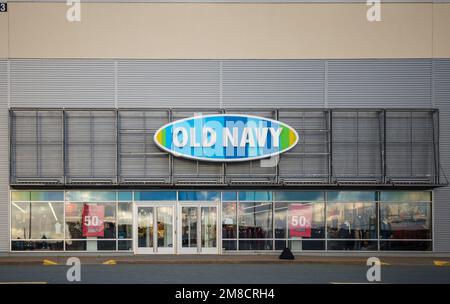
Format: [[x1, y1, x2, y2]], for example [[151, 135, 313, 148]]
[[118, 202, 133, 240], [11, 191, 31, 202], [11, 200, 64, 251], [11, 202, 30, 240], [11, 241, 64, 251], [222, 191, 237, 201], [275, 202, 325, 239], [380, 191, 431, 202], [178, 191, 220, 201], [379, 241, 432, 251], [65, 202, 116, 239], [287, 240, 326, 251], [326, 202, 377, 240], [222, 202, 237, 239], [275, 191, 324, 201], [30, 202, 64, 239], [118, 191, 133, 201], [327, 191, 376, 202], [65, 202, 84, 239], [238, 191, 272, 201], [222, 240, 237, 251], [239, 240, 273, 251], [66, 191, 116, 202], [11, 202, 64, 240], [238, 202, 273, 239], [10, 190, 433, 252], [134, 191, 176, 201], [380, 202, 431, 240], [12, 191, 64, 202], [30, 191, 64, 201], [327, 240, 378, 251]]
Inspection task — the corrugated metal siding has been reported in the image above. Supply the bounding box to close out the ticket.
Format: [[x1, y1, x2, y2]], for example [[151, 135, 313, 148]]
[[433, 59, 450, 252], [117, 60, 220, 108], [327, 59, 433, 108], [4, 58, 450, 252], [222, 60, 325, 108], [10, 59, 115, 108], [0, 60, 8, 252]]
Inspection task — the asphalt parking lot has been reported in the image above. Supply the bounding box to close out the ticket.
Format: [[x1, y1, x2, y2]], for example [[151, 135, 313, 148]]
[[0, 263, 449, 284]]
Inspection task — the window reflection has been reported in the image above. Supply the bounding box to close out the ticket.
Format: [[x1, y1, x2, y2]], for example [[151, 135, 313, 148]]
[[11, 241, 64, 251], [380, 202, 431, 240], [9, 190, 434, 252], [239, 240, 273, 250], [11, 202, 30, 239], [65, 202, 116, 240], [238, 202, 273, 239], [327, 240, 378, 251], [327, 202, 377, 240], [275, 202, 325, 239], [11, 202, 64, 240], [380, 241, 431, 251], [66, 191, 116, 202], [222, 202, 237, 239], [182, 207, 197, 248], [31, 202, 64, 239], [118, 202, 133, 239], [327, 191, 375, 202], [380, 191, 431, 202]]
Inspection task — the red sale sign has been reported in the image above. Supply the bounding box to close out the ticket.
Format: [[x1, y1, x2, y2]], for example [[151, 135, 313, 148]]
[[288, 204, 312, 238], [82, 204, 105, 237]]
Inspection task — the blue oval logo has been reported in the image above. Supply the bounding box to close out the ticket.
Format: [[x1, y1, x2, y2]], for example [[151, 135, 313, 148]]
[[154, 114, 299, 162]]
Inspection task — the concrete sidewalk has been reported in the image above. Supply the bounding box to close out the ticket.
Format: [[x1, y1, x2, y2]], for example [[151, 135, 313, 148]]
[[0, 255, 449, 266]]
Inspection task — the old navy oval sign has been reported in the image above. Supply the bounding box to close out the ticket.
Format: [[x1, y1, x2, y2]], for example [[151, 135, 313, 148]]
[[154, 114, 299, 162]]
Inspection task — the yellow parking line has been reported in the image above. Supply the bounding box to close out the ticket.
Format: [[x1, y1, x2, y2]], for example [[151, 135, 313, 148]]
[[42, 259, 58, 266], [103, 259, 117, 265], [433, 260, 450, 267]]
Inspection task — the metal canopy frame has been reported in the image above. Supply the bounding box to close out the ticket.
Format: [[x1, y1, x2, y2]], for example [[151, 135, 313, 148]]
[[9, 107, 449, 189]]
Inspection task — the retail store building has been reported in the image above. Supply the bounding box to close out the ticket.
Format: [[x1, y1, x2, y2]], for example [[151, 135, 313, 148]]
[[1, 1, 450, 254]]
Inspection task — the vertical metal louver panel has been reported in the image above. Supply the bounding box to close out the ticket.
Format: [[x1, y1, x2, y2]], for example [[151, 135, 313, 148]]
[[65, 110, 117, 183], [11, 110, 63, 183], [225, 110, 277, 182], [171, 110, 223, 183], [332, 110, 382, 182], [278, 110, 329, 183], [117, 60, 220, 108], [118, 110, 170, 183], [0, 60, 8, 251], [10, 59, 115, 108], [222, 60, 325, 108], [385, 110, 435, 182], [327, 59, 433, 108], [433, 59, 450, 252]]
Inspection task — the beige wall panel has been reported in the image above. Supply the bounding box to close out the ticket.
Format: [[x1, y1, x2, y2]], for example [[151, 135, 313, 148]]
[[0, 14, 8, 58], [8, 3, 435, 59], [434, 4, 450, 58]]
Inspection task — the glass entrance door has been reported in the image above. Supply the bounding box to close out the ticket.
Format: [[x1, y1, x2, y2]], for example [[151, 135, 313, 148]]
[[179, 204, 218, 254], [135, 204, 174, 254]]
